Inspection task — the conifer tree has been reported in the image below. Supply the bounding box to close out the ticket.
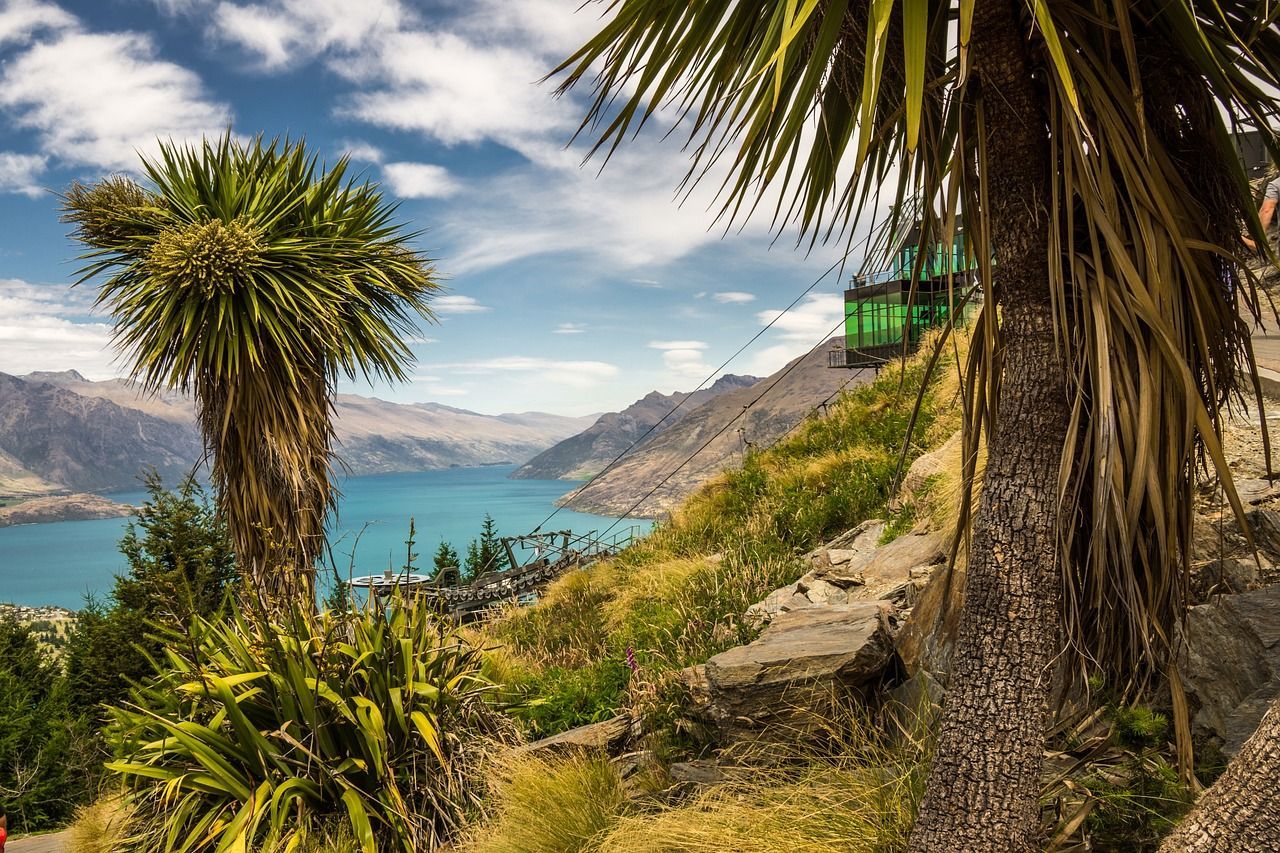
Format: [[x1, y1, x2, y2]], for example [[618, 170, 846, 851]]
[[477, 513, 502, 574], [432, 541, 460, 580]]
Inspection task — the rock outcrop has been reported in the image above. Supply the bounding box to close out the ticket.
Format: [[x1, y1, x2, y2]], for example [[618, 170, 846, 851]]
[[748, 524, 946, 622], [683, 601, 898, 737], [1179, 585, 1280, 755]]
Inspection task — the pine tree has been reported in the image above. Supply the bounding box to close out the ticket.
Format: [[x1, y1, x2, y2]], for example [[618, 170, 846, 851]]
[[432, 541, 460, 581], [477, 513, 502, 574], [462, 540, 481, 581], [64, 471, 237, 714]]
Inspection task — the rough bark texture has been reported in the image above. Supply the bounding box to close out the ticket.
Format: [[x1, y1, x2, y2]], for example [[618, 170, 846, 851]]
[[1160, 696, 1280, 851], [907, 0, 1066, 848]]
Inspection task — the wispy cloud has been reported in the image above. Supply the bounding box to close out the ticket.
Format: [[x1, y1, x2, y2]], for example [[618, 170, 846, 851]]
[[713, 290, 756, 304], [427, 356, 618, 389], [0, 152, 47, 196], [432, 294, 489, 314], [0, 278, 115, 378], [0, 22, 230, 171], [381, 161, 459, 199], [339, 139, 383, 164], [747, 293, 845, 375], [553, 322, 587, 335], [649, 339, 711, 379], [212, 0, 407, 70]]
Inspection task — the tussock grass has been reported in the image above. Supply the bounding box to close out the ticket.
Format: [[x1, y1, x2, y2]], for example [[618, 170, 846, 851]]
[[460, 752, 630, 853], [67, 797, 134, 853], [463, 704, 932, 853]]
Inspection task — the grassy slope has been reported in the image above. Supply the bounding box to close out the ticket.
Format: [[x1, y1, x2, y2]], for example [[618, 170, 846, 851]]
[[479, 341, 961, 741]]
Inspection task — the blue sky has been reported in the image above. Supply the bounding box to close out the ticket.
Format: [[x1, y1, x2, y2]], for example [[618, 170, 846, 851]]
[[0, 0, 863, 415]]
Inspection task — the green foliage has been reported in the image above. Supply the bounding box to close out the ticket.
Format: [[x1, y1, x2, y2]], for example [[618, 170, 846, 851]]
[[64, 472, 237, 715], [106, 596, 507, 852], [478, 514, 502, 574], [463, 540, 482, 582], [0, 619, 96, 831], [62, 133, 441, 589], [1081, 756, 1191, 851], [433, 541, 461, 580], [1114, 706, 1170, 750], [508, 660, 632, 738]]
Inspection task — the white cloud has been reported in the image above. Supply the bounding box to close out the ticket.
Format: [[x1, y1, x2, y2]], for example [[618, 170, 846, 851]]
[[381, 161, 460, 199], [648, 340, 708, 351], [0, 28, 231, 171], [630, 278, 662, 288], [0, 0, 74, 46], [0, 152, 46, 196], [212, 0, 407, 69], [0, 279, 115, 378], [339, 139, 383, 164], [747, 293, 845, 375], [553, 322, 586, 334], [433, 294, 490, 314], [335, 29, 572, 149], [713, 291, 756, 304], [430, 356, 618, 389], [649, 339, 711, 379]]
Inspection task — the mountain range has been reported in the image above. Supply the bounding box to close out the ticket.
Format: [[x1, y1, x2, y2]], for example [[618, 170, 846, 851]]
[[555, 341, 872, 518], [510, 373, 760, 481], [0, 370, 596, 498]]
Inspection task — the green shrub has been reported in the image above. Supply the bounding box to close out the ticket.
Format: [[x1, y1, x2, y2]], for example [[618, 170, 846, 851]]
[[106, 596, 508, 851], [0, 618, 97, 831], [1113, 705, 1170, 749]]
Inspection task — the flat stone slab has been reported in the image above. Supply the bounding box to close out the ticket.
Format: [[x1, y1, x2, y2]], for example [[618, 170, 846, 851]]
[[519, 714, 631, 754], [685, 602, 896, 736]]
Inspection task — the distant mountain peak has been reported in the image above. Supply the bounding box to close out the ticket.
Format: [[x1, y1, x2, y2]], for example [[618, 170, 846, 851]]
[[510, 373, 761, 482], [24, 369, 87, 383]]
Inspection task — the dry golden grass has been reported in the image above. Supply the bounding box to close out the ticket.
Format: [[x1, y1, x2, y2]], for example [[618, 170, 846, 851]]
[[66, 796, 134, 853], [459, 751, 630, 853]]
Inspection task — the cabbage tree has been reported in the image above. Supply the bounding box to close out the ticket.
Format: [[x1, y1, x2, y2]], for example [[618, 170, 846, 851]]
[[63, 135, 439, 603], [553, 0, 1280, 847]]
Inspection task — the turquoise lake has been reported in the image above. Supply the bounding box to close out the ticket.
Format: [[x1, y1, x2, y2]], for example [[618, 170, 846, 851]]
[[0, 466, 648, 610]]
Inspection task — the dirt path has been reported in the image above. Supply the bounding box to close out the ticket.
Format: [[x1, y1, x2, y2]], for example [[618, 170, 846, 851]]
[[7, 831, 69, 853]]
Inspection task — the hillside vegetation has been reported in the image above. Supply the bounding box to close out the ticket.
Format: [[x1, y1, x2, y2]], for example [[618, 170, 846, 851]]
[[481, 338, 962, 741]]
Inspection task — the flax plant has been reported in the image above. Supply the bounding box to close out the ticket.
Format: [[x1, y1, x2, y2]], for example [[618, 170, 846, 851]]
[[62, 135, 439, 601]]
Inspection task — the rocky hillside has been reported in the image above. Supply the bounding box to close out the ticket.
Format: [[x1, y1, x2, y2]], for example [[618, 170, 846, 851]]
[[560, 342, 871, 517], [0, 372, 203, 495], [0, 371, 595, 497], [510, 373, 759, 481]]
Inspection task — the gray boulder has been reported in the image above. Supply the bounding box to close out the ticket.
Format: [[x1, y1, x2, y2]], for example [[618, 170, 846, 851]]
[[1179, 585, 1280, 754], [684, 602, 897, 737], [748, 528, 945, 621]]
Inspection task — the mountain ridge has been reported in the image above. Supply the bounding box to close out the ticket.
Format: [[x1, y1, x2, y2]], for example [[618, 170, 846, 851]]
[[509, 373, 760, 481], [557, 341, 871, 518], [0, 371, 594, 498]]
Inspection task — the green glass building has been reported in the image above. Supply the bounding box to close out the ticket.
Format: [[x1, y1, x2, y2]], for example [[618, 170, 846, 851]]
[[829, 226, 976, 369]]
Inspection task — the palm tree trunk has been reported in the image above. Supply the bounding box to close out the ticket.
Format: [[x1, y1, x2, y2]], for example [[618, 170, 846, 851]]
[[1159, 697, 1280, 850], [908, 0, 1066, 848]]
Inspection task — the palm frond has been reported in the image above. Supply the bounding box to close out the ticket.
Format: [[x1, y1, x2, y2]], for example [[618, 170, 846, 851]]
[[553, 0, 1280, 690]]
